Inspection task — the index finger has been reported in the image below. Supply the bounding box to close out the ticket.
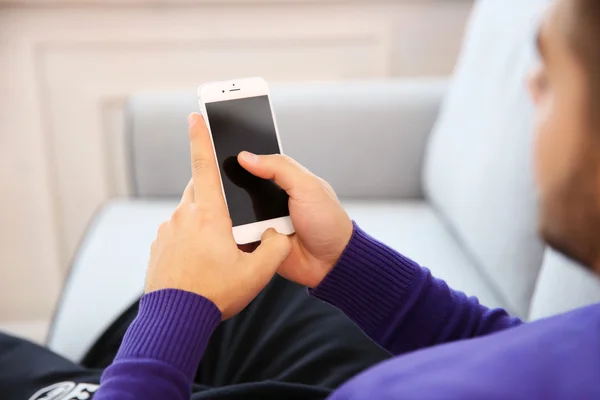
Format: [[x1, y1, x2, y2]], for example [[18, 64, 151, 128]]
[[188, 113, 226, 209]]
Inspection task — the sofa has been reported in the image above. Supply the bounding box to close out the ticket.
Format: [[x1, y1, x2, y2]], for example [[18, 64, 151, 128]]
[[47, 0, 600, 362]]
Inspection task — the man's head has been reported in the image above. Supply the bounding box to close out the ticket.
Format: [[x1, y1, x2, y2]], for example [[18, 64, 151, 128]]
[[528, 0, 600, 271]]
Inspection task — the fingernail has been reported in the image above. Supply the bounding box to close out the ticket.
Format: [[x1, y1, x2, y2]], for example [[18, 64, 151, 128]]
[[240, 151, 259, 164], [188, 113, 198, 127]]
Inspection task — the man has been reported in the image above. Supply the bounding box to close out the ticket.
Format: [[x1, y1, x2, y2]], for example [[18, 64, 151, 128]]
[[1, 0, 599, 398]]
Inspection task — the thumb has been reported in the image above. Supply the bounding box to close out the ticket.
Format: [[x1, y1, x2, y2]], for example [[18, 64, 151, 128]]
[[238, 152, 314, 194], [249, 229, 292, 281]]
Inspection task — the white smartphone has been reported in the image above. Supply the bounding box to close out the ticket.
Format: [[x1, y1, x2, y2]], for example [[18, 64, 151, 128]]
[[198, 77, 295, 245]]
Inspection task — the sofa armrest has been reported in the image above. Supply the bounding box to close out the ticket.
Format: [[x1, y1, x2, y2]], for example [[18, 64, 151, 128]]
[[47, 200, 176, 362], [129, 79, 447, 200]]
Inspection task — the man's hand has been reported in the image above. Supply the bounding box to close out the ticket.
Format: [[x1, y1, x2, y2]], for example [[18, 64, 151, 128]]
[[145, 113, 291, 320], [238, 151, 353, 289]]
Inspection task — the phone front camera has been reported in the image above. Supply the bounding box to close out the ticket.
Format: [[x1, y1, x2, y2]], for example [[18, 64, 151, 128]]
[[222, 90, 225, 93]]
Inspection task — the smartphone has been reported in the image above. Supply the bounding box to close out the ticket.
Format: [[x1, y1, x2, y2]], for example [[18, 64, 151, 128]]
[[198, 77, 295, 245]]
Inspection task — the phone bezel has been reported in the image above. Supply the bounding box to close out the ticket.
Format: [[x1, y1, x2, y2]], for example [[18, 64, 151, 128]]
[[197, 77, 294, 245]]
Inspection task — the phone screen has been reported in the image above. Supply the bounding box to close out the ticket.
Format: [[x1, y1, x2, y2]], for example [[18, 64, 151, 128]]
[[205, 95, 290, 227]]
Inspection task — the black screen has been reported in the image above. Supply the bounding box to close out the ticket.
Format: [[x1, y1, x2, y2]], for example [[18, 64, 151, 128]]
[[205, 95, 289, 227]]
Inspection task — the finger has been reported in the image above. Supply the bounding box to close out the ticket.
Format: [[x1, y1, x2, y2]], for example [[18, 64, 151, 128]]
[[180, 178, 194, 205], [238, 152, 315, 195], [249, 228, 292, 281], [157, 221, 169, 237], [188, 113, 226, 209]]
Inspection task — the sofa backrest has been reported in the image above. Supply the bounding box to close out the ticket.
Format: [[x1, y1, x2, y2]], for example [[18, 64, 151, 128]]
[[126, 80, 445, 200], [423, 0, 549, 316]]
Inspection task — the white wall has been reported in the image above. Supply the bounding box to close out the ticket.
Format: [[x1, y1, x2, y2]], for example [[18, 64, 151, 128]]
[[0, 0, 473, 342]]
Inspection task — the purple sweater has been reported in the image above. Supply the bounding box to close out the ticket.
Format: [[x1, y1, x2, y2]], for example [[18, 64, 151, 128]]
[[96, 224, 600, 399]]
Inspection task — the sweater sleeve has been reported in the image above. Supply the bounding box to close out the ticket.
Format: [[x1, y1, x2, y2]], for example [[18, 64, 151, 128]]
[[311, 223, 523, 355], [94, 289, 221, 400]]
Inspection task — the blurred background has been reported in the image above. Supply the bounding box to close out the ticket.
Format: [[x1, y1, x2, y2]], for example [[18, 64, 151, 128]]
[[0, 0, 473, 343]]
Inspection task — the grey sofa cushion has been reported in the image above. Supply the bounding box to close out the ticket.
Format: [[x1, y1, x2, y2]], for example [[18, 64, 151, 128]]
[[346, 201, 504, 309], [48, 200, 176, 361], [529, 250, 600, 320], [128, 80, 446, 200], [423, 0, 549, 316], [49, 199, 499, 361]]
